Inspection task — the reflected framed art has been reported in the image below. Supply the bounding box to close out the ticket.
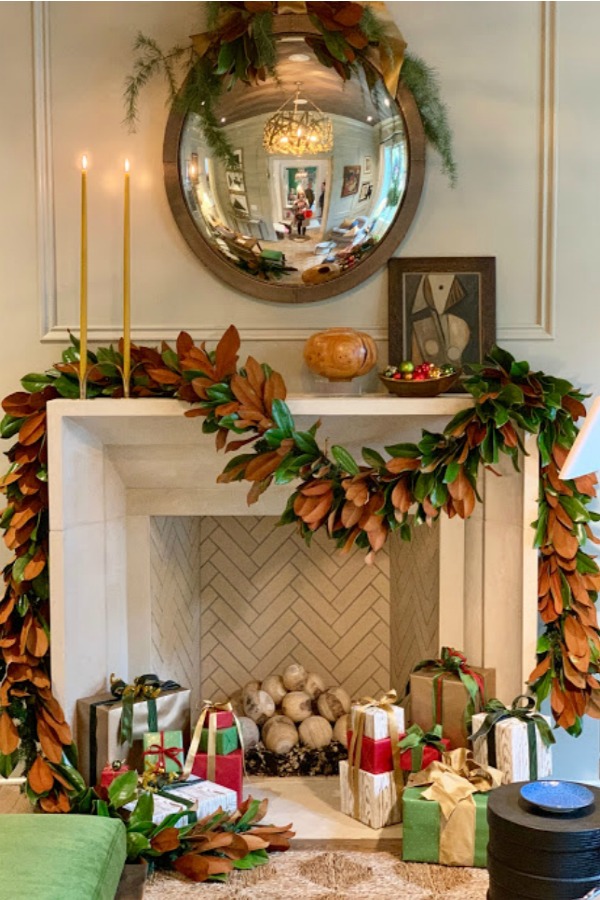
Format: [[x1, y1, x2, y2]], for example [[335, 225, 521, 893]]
[[388, 257, 496, 368]]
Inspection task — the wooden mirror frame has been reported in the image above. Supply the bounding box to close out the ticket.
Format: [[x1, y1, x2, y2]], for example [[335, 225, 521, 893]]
[[163, 14, 426, 304]]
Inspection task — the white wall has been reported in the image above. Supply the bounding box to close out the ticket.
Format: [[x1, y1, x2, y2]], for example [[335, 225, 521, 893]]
[[1, 1, 599, 776]]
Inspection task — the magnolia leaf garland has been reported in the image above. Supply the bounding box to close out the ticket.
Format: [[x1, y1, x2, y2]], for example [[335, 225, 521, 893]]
[[0, 326, 598, 808]]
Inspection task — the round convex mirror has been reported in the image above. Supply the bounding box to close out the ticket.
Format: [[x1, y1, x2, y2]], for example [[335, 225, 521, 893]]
[[164, 28, 425, 303]]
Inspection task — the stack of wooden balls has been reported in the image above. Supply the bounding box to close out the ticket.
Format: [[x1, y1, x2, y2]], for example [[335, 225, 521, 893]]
[[230, 664, 351, 755]]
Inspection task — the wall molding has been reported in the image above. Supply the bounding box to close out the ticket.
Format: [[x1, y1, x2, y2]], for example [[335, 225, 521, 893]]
[[34, 0, 557, 345]]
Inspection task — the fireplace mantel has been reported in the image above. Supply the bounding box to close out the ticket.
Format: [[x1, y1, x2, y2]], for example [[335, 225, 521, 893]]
[[46, 397, 538, 726]]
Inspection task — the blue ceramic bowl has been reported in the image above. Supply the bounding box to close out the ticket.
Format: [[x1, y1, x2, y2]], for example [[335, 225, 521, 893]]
[[520, 780, 595, 813]]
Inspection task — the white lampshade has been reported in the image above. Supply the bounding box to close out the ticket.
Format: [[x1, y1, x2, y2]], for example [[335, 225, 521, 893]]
[[560, 396, 600, 479]]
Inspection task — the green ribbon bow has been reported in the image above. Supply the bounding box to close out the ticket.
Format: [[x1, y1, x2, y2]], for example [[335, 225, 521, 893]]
[[469, 694, 555, 780], [398, 723, 446, 772], [110, 673, 180, 744], [411, 647, 485, 733]]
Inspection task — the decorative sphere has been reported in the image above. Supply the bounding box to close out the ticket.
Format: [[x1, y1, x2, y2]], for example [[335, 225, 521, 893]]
[[304, 672, 326, 700], [281, 691, 313, 722], [237, 716, 260, 749], [303, 328, 377, 382], [263, 717, 299, 755], [333, 713, 349, 747], [261, 674, 287, 705], [282, 664, 307, 692], [299, 715, 333, 749], [228, 689, 244, 718], [243, 689, 275, 725], [243, 680, 261, 693], [317, 687, 351, 721]]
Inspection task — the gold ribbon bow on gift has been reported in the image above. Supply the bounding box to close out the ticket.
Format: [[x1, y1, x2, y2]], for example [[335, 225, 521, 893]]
[[348, 689, 404, 819], [407, 748, 503, 866], [182, 700, 245, 781]]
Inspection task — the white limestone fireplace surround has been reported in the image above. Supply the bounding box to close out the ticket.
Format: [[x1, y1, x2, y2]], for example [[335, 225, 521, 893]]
[[46, 396, 539, 731]]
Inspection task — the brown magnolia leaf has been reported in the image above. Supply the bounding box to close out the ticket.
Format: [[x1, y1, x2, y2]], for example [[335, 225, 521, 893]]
[[341, 501, 362, 529], [0, 711, 19, 754], [18, 612, 33, 657], [263, 371, 286, 412], [562, 395, 587, 420], [244, 357, 266, 396], [40, 706, 72, 744], [10, 507, 36, 530], [386, 457, 421, 474], [230, 374, 262, 412], [574, 473, 596, 498], [300, 480, 333, 498], [2, 392, 35, 417], [585, 688, 600, 719], [562, 652, 587, 688], [18, 412, 46, 447], [176, 331, 194, 358], [245, 451, 281, 483], [23, 551, 46, 582], [39, 789, 70, 813], [173, 852, 233, 882], [564, 615, 589, 660], [150, 827, 180, 854], [367, 526, 387, 553], [146, 368, 181, 386], [391, 480, 413, 514], [551, 521, 578, 560], [28, 754, 54, 794], [552, 444, 569, 469], [36, 717, 65, 762], [528, 655, 550, 684], [215, 325, 241, 380], [26, 618, 49, 658]]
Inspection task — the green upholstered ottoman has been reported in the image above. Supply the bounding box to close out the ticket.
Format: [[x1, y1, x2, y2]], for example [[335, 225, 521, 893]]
[[0, 814, 126, 899]]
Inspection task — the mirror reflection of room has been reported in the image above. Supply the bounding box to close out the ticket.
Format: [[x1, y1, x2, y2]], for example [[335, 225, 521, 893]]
[[178, 38, 408, 286]]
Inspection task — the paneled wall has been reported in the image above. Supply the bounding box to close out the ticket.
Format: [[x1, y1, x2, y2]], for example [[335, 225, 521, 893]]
[[2, 1, 599, 776]]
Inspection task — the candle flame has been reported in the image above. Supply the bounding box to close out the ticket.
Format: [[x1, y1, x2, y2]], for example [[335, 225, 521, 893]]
[[82, 155, 88, 171], [124, 159, 130, 173]]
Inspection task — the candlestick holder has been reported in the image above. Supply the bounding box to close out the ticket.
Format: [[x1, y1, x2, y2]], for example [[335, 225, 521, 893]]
[[75, 361, 135, 399]]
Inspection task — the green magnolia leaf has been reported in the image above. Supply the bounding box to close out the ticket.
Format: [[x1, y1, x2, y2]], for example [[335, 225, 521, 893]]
[[95, 798, 110, 817], [384, 442, 421, 458], [0, 414, 26, 439], [0, 751, 17, 778], [331, 445, 360, 475], [233, 849, 270, 869], [263, 428, 286, 449], [271, 399, 295, 437], [31, 571, 49, 600], [443, 461, 460, 484], [128, 791, 154, 830], [52, 375, 81, 399], [161, 348, 180, 372], [236, 798, 261, 829], [559, 495, 590, 524], [362, 447, 386, 469], [509, 359, 530, 378], [576, 551, 599, 575], [536, 634, 550, 653], [21, 373, 53, 393], [12, 554, 32, 584], [292, 430, 319, 456], [0, 506, 14, 529], [108, 768, 139, 809], [126, 831, 151, 862], [487, 345, 515, 373]]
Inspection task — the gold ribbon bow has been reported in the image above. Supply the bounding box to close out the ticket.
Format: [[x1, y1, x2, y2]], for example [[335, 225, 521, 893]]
[[407, 748, 502, 866], [182, 700, 245, 781], [348, 689, 404, 819]]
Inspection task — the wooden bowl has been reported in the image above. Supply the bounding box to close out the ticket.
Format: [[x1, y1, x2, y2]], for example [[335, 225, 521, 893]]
[[379, 370, 460, 397], [304, 328, 377, 382]]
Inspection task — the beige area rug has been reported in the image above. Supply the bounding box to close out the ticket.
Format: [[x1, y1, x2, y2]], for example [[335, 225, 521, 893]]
[[145, 851, 489, 899]]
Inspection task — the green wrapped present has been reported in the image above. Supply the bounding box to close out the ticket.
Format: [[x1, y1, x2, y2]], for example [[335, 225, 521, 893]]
[[143, 730, 185, 775], [199, 725, 239, 756], [402, 747, 502, 868]]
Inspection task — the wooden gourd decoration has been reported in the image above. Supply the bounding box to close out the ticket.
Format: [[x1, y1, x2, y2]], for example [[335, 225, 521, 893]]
[[261, 674, 287, 705], [303, 328, 378, 382], [243, 688, 275, 725], [282, 664, 307, 692], [299, 715, 333, 749], [317, 687, 351, 721], [262, 715, 299, 754], [304, 672, 326, 700], [282, 691, 313, 722], [333, 713, 349, 747]]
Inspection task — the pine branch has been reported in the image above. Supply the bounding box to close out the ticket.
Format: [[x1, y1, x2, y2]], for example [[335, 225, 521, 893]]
[[123, 32, 186, 132]]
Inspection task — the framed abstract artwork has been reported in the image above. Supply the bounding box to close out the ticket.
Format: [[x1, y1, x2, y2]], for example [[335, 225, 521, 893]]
[[388, 257, 496, 368]]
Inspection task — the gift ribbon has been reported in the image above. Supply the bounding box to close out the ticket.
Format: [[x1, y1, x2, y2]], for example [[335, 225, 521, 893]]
[[469, 694, 555, 781], [398, 723, 446, 772], [182, 700, 245, 781], [347, 690, 404, 820], [143, 733, 184, 774], [410, 647, 486, 733], [110, 674, 180, 744], [190, 2, 406, 100], [407, 748, 503, 866]]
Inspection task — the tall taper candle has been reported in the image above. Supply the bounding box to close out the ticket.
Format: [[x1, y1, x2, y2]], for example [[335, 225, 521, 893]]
[[79, 155, 88, 398], [123, 159, 131, 396]]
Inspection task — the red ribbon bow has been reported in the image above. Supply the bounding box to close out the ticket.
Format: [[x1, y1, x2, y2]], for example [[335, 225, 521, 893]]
[[143, 733, 184, 773]]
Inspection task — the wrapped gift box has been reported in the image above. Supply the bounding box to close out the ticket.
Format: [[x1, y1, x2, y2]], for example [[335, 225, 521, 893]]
[[199, 725, 239, 756], [350, 703, 405, 741], [76, 686, 191, 786], [339, 759, 402, 828], [205, 710, 234, 730], [159, 777, 237, 819], [471, 711, 553, 783], [402, 785, 489, 867], [143, 730, 185, 774], [410, 665, 495, 749], [124, 792, 195, 826], [191, 749, 243, 807], [347, 730, 451, 775]]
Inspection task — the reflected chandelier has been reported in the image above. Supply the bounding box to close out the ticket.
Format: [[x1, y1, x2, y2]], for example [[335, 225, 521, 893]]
[[263, 83, 333, 155]]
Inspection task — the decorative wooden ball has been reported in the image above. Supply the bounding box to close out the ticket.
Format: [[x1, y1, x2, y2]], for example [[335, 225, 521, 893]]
[[243, 689, 275, 725], [303, 328, 378, 382], [282, 664, 307, 692], [281, 691, 313, 722], [317, 687, 351, 721], [333, 713, 349, 747], [261, 674, 287, 706], [304, 672, 326, 700], [228, 689, 245, 718], [262, 716, 299, 755], [237, 716, 260, 749], [299, 715, 333, 749], [243, 680, 261, 694], [262, 714, 294, 741]]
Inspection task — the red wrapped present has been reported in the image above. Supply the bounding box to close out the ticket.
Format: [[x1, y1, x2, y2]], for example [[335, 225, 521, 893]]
[[191, 749, 243, 806], [206, 709, 234, 730], [99, 760, 130, 788], [348, 727, 450, 775]]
